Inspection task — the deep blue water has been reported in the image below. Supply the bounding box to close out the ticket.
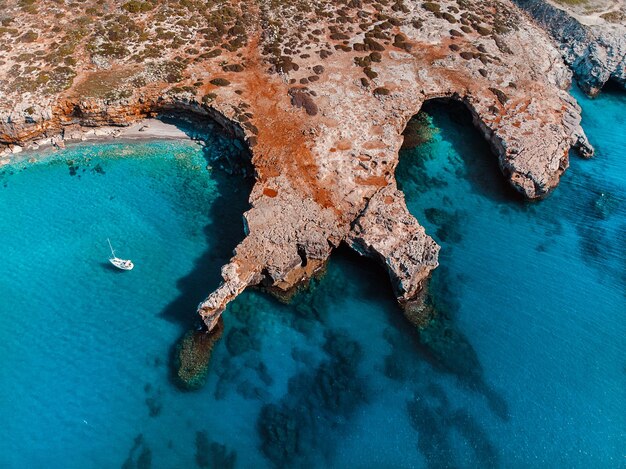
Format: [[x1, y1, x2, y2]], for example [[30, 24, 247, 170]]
[[0, 87, 624, 468]]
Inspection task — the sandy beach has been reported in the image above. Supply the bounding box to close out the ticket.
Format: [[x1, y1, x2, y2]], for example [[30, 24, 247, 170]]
[[0, 119, 199, 166]]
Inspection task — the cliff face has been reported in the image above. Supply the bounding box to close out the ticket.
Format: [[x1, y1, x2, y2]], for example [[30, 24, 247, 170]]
[[513, 0, 626, 95], [0, 0, 593, 330]]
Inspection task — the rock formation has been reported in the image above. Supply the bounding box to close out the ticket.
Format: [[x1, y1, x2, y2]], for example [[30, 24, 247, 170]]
[[513, 0, 626, 95], [0, 0, 594, 330]]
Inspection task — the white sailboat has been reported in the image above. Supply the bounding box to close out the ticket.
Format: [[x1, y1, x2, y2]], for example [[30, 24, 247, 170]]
[[107, 239, 134, 271]]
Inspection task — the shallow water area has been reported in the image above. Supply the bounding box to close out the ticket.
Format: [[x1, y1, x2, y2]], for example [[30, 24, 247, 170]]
[[0, 87, 624, 468]]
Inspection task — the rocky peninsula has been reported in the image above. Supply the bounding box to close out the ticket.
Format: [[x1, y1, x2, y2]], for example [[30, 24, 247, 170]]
[[0, 0, 601, 330]]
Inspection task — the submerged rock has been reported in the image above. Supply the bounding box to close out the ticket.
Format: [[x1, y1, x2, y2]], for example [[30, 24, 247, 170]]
[[257, 329, 366, 467], [424, 207, 465, 243], [122, 434, 152, 469], [173, 319, 224, 390], [401, 112, 435, 150], [402, 294, 437, 329], [195, 431, 237, 469], [418, 313, 483, 380], [407, 385, 499, 467], [225, 326, 259, 356]]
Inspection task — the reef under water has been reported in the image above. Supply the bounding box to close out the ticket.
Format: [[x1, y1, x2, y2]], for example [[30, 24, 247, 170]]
[[0, 86, 624, 468]]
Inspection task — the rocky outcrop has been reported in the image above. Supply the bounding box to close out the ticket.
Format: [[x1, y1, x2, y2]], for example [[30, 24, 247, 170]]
[[0, 0, 594, 331], [348, 185, 440, 308], [513, 0, 626, 95]]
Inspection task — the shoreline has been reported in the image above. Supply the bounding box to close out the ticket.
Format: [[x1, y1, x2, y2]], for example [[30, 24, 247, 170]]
[[0, 119, 199, 167]]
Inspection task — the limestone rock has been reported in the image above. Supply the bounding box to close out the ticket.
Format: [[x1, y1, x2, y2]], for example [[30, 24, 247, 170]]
[[348, 185, 440, 306]]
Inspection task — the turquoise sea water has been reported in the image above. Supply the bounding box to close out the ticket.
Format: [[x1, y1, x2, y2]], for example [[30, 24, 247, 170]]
[[0, 87, 624, 468]]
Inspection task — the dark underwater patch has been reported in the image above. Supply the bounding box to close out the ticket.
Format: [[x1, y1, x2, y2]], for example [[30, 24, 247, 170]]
[[424, 207, 465, 243], [122, 434, 152, 469], [226, 326, 260, 356], [407, 384, 499, 468], [401, 110, 435, 150], [144, 385, 163, 418], [418, 278, 510, 421], [92, 163, 106, 174], [211, 293, 277, 400], [379, 262, 510, 422], [396, 151, 449, 196], [171, 321, 224, 391], [195, 431, 237, 469], [257, 329, 366, 467], [407, 386, 455, 467]]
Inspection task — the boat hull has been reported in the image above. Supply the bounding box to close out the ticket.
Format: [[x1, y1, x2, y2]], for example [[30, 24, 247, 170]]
[[109, 258, 134, 271]]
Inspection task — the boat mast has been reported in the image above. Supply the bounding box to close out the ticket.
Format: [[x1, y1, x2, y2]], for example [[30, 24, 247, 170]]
[[107, 238, 116, 258]]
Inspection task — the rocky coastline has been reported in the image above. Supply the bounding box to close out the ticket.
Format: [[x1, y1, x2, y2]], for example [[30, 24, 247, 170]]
[[513, 0, 626, 96], [0, 0, 599, 333]]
